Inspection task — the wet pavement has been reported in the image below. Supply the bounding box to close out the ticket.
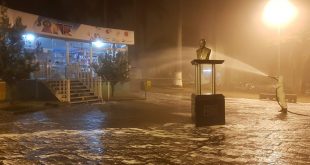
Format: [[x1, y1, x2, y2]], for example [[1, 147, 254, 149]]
[[0, 92, 309, 164]]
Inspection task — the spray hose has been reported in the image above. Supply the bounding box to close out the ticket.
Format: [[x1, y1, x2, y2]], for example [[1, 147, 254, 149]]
[[275, 89, 310, 117], [287, 110, 310, 117], [267, 76, 310, 117]]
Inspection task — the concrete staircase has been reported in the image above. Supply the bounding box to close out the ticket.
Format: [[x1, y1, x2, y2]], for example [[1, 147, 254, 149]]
[[46, 80, 102, 104], [70, 80, 102, 104]]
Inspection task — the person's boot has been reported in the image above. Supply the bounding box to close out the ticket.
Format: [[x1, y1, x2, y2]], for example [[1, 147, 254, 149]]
[[279, 108, 287, 113]]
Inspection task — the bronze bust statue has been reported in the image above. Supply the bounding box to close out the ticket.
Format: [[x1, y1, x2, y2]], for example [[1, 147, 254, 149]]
[[196, 39, 211, 60]]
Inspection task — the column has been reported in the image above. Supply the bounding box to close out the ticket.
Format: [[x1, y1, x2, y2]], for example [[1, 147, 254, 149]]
[[90, 44, 93, 64], [66, 41, 70, 78], [66, 41, 70, 65], [66, 79, 70, 102], [195, 64, 202, 95], [212, 64, 216, 94]]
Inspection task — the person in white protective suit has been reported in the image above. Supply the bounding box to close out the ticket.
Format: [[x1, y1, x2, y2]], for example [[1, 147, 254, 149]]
[[269, 76, 288, 113]]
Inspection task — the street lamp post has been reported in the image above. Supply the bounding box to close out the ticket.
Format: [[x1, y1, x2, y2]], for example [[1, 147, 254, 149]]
[[263, 0, 297, 75], [277, 26, 281, 75]]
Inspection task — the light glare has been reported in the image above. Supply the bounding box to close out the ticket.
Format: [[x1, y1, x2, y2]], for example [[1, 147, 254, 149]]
[[92, 40, 105, 48], [23, 34, 35, 42], [203, 69, 212, 73], [263, 0, 297, 27]]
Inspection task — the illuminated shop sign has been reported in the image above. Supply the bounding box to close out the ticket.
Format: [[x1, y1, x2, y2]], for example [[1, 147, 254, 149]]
[[6, 7, 134, 45]]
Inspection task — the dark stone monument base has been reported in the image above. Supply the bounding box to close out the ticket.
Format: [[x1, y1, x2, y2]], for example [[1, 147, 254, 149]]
[[191, 94, 225, 127]]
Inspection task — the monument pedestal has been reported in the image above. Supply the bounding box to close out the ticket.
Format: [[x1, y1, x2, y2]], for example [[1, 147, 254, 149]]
[[191, 60, 225, 127], [191, 94, 225, 127]]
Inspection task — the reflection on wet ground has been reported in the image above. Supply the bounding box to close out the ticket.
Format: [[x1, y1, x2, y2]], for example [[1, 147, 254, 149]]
[[0, 93, 309, 164]]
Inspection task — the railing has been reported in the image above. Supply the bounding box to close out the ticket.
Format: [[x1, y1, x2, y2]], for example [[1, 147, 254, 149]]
[[66, 63, 103, 99], [77, 70, 103, 99], [66, 63, 81, 80], [34, 62, 68, 80], [43, 79, 70, 102], [34, 63, 103, 102], [33, 63, 68, 102], [33, 63, 52, 80]]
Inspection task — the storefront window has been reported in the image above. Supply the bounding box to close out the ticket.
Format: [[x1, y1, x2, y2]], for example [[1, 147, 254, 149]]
[[68, 41, 91, 71], [24, 35, 129, 79]]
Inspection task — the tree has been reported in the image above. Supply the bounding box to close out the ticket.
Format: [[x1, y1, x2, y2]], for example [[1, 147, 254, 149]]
[[0, 6, 39, 102], [92, 51, 129, 96]]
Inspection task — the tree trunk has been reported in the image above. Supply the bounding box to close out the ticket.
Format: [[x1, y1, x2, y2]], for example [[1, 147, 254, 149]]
[[6, 83, 17, 104], [111, 83, 115, 97]]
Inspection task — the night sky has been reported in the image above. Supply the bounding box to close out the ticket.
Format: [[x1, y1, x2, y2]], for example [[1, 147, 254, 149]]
[[1, 0, 134, 29], [2, 0, 213, 47]]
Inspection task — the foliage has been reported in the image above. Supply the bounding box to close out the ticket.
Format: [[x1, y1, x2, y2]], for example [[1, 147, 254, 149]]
[[0, 6, 39, 85], [92, 52, 129, 96], [0, 6, 39, 102]]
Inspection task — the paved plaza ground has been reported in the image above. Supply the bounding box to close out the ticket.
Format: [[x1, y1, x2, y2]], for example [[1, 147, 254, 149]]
[[0, 90, 309, 164]]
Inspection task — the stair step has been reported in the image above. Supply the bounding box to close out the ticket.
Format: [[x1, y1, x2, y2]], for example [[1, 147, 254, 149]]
[[71, 94, 98, 99], [70, 100, 88, 104], [70, 99, 102, 104], [71, 92, 94, 97], [70, 83, 84, 85], [87, 99, 102, 103], [71, 96, 98, 101], [44, 79, 101, 104], [52, 87, 87, 91], [71, 89, 91, 93], [70, 86, 86, 89]]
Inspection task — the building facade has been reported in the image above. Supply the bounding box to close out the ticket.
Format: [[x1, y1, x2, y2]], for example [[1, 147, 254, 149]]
[[5, 7, 135, 103]]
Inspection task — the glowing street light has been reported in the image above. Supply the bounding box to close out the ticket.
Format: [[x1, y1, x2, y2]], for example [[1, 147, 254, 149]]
[[262, 0, 297, 75], [22, 33, 35, 42], [92, 40, 105, 48], [90, 39, 106, 63], [263, 0, 297, 27]]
